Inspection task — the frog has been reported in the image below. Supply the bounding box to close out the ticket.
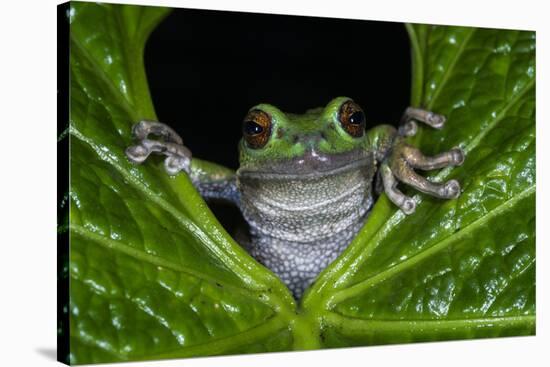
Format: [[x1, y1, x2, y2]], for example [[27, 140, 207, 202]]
[[125, 97, 464, 299]]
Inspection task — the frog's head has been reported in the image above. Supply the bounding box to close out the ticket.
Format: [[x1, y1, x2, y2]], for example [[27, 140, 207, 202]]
[[238, 96, 371, 176]]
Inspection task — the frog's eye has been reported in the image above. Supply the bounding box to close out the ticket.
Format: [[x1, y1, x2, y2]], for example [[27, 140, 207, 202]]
[[338, 100, 365, 138], [242, 109, 272, 149]]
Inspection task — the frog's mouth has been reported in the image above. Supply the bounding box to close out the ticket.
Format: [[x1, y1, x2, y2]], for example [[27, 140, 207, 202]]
[[237, 147, 373, 180]]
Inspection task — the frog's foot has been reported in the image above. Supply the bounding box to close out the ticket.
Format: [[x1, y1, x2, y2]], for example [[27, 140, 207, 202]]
[[401, 107, 446, 129], [380, 163, 416, 214], [125, 120, 192, 175], [381, 143, 464, 215]]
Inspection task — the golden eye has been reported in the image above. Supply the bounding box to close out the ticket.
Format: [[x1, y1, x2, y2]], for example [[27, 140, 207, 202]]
[[338, 100, 365, 137], [242, 109, 272, 149]]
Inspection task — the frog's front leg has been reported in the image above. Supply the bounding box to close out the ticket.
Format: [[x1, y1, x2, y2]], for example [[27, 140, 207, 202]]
[[370, 108, 464, 214], [126, 120, 192, 174], [125, 120, 239, 204]]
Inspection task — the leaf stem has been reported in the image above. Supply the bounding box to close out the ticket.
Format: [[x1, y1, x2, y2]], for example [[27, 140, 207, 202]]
[[405, 23, 425, 107], [289, 313, 322, 350]]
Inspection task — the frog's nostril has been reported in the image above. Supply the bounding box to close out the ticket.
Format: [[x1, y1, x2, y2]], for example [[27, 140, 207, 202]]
[[292, 133, 324, 146]]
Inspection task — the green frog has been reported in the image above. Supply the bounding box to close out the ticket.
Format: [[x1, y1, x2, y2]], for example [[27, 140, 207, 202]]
[[126, 97, 464, 298]]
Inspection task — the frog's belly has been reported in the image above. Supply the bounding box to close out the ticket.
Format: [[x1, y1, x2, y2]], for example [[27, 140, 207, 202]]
[[247, 219, 366, 298], [238, 168, 373, 242], [237, 167, 374, 298]]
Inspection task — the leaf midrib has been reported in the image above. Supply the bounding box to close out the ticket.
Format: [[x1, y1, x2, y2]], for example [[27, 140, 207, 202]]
[[70, 224, 266, 299], [324, 312, 535, 334], [426, 27, 476, 110]]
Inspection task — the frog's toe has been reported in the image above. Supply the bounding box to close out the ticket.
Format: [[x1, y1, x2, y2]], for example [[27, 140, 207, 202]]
[[450, 147, 465, 166], [402, 107, 446, 129], [399, 120, 418, 137], [125, 145, 149, 163], [131, 120, 150, 140], [126, 120, 192, 176], [427, 112, 446, 129], [401, 198, 416, 215], [442, 179, 461, 199], [401, 143, 464, 171], [132, 120, 184, 144], [380, 162, 418, 215], [164, 155, 191, 176]]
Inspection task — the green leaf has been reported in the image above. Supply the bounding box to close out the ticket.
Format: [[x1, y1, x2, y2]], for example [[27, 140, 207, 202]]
[[68, 3, 295, 364], [67, 3, 535, 363], [302, 25, 535, 347]]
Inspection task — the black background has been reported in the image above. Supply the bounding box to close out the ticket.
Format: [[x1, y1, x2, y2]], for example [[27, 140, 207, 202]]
[[145, 7, 412, 171], [58, 4, 69, 363], [144, 8, 412, 232]]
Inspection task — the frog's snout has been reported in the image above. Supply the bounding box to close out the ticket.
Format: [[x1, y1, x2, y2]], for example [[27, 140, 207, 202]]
[[294, 146, 332, 171], [291, 131, 325, 147]]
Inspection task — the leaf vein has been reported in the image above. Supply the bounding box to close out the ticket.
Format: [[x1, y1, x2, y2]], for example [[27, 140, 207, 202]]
[[324, 312, 535, 334], [70, 224, 265, 300], [328, 185, 535, 306], [427, 27, 476, 109]]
